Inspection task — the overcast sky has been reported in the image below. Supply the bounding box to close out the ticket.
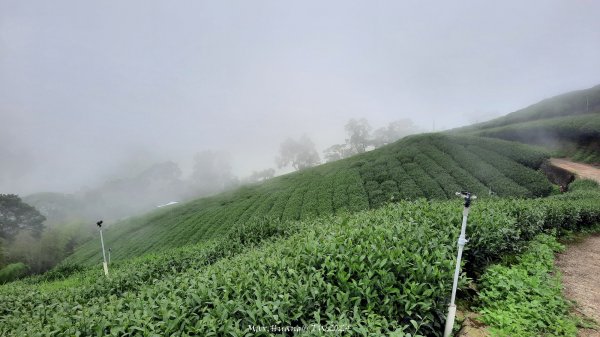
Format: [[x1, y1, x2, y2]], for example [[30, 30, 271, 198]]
[[1, 0, 600, 195]]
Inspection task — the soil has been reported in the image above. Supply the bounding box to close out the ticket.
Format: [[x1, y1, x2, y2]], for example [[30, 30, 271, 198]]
[[549, 158, 600, 184], [457, 312, 489, 337], [556, 234, 600, 337]]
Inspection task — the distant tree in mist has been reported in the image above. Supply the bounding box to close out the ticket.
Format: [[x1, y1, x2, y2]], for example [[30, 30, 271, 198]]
[[345, 118, 372, 154], [1, 220, 91, 275], [77, 161, 187, 220], [190, 151, 237, 194], [137, 161, 185, 200], [323, 143, 353, 162], [4, 231, 36, 269], [322, 118, 371, 163], [324, 118, 420, 163], [0, 194, 45, 241], [139, 161, 182, 182], [276, 135, 321, 171], [371, 119, 418, 148], [246, 168, 276, 183], [24, 193, 84, 227]]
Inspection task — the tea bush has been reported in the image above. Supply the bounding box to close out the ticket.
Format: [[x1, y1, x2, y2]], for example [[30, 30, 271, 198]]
[[64, 134, 552, 265], [1, 182, 599, 336]]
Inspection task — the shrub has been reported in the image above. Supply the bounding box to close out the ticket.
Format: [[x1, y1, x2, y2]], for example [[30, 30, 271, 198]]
[[0, 263, 29, 284], [478, 234, 578, 336]]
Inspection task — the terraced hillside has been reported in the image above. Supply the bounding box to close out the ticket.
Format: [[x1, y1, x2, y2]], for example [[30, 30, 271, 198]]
[[66, 134, 552, 265], [454, 84, 600, 163], [2, 180, 599, 336]]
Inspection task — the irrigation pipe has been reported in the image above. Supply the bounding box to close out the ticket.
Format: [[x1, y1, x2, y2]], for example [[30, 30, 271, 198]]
[[443, 191, 476, 337]]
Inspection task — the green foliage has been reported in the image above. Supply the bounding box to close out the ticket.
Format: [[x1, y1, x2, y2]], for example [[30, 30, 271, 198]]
[[465, 145, 552, 197], [569, 178, 599, 192], [431, 138, 532, 197], [31, 263, 86, 283], [1, 184, 599, 336], [451, 84, 600, 164], [478, 234, 578, 337], [453, 84, 600, 133], [65, 134, 552, 266], [0, 263, 28, 284], [571, 142, 600, 163], [1, 220, 96, 278], [0, 194, 46, 241], [464, 111, 600, 164], [474, 114, 600, 143]]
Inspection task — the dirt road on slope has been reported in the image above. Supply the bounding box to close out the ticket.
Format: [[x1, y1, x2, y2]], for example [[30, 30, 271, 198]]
[[550, 158, 600, 184], [556, 234, 600, 337]]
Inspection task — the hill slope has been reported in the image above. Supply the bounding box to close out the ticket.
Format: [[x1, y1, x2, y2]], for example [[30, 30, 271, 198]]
[[66, 134, 552, 265], [453, 84, 600, 163], [2, 181, 599, 336], [455, 84, 600, 132]]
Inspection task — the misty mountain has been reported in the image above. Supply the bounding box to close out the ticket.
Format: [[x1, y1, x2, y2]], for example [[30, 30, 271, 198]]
[[452, 84, 600, 164], [25, 161, 191, 225]]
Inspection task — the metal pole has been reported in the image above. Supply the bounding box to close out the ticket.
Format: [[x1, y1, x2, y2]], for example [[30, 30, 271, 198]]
[[444, 192, 475, 337], [108, 248, 111, 265], [97, 220, 109, 277]]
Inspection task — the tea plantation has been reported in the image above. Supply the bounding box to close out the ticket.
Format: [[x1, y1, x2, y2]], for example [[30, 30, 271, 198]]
[[453, 84, 600, 164], [64, 134, 552, 265], [454, 83, 600, 133], [470, 113, 600, 163], [3, 114, 596, 335], [1, 180, 599, 336]]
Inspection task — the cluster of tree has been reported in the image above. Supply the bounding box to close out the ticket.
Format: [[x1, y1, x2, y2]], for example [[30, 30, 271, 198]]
[[190, 151, 238, 194], [276, 135, 321, 171], [0, 151, 246, 281], [25, 153, 243, 227], [0, 194, 93, 281], [244, 168, 276, 184], [276, 118, 419, 171], [324, 118, 418, 163], [0, 194, 45, 240]]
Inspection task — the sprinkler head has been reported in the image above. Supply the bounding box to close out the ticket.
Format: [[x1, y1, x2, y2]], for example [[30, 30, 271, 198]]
[[96, 220, 103, 228], [455, 191, 476, 207]]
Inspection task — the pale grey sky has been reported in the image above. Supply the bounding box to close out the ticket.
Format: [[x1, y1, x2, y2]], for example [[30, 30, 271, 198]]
[[1, 0, 600, 194]]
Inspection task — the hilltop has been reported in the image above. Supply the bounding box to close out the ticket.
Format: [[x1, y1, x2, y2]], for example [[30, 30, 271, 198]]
[[453, 84, 600, 163]]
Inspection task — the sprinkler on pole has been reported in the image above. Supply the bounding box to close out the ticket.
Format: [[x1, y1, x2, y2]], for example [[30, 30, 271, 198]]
[[443, 191, 476, 337], [97, 220, 109, 277]]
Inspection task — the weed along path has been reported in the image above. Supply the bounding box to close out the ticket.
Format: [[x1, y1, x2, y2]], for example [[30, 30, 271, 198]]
[[550, 158, 600, 184], [556, 234, 600, 337]]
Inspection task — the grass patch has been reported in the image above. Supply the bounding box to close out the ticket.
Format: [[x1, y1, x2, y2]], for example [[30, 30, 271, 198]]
[[477, 234, 578, 336]]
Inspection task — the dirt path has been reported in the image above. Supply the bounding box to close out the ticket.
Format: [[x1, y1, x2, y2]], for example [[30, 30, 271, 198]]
[[556, 234, 600, 337], [550, 158, 600, 184]]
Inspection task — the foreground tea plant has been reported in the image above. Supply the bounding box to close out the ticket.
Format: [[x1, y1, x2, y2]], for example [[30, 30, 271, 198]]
[[1, 181, 598, 336]]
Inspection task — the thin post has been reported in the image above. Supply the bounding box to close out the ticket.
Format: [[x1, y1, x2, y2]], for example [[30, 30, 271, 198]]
[[444, 192, 475, 337], [587, 95, 589, 112], [97, 220, 109, 276]]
